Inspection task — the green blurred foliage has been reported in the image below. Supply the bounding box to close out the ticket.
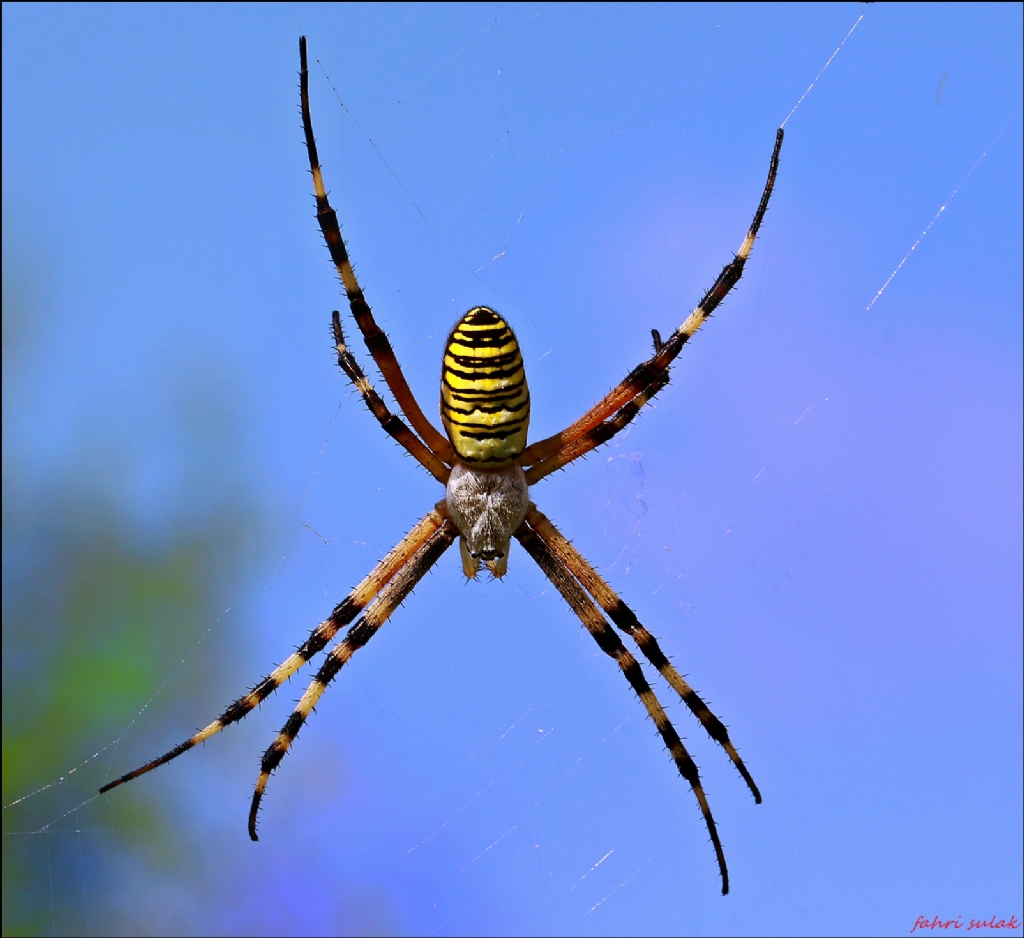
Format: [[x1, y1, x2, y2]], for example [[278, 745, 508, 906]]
[[2, 232, 262, 936]]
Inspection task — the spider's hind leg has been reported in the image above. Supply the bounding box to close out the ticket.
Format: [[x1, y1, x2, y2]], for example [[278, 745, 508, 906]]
[[519, 127, 783, 484], [331, 311, 450, 484], [300, 37, 453, 464]]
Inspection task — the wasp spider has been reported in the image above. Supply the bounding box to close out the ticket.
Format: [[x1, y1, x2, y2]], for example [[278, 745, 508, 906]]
[[101, 37, 783, 896]]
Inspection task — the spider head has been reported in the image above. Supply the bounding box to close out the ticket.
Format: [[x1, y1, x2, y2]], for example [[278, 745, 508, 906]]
[[445, 461, 529, 579]]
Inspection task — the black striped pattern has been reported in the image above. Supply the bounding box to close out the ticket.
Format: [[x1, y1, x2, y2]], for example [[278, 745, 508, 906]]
[[524, 505, 761, 803], [98, 507, 446, 797], [515, 518, 731, 895], [440, 307, 530, 464], [248, 520, 457, 839], [520, 128, 783, 483], [300, 37, 453, 463], [331, 311, 450, 483]]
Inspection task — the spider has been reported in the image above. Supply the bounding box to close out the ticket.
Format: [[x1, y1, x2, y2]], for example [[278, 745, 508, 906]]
[[100, 36, 783, 896]]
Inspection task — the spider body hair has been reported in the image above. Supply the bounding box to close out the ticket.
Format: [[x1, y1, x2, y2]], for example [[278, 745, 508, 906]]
[[446, 460, 529, 579]]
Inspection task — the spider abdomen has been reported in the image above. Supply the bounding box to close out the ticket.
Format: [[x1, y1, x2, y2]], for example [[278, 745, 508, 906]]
[[440, 307, 530, 464]]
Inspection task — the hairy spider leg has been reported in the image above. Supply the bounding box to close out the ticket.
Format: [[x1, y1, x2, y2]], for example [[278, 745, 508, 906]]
[[521, 127, 784, 480], [249, 519, 458, 839], [526, 505, 761, 802], [299, 37, 454, 464], [524, 371, 668, 485], [99, 506, 448, 796], [515, 518, 731, 896], [333, 312, 450, 483]]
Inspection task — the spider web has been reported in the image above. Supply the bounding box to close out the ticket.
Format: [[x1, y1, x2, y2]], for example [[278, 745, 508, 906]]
[[2, 7, 864, 929], [6, 5, 1022, 936]]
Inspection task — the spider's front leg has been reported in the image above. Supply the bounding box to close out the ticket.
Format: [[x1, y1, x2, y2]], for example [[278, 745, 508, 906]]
[[248, 517, 457, 839], [99, 506, 449, 796], [524, 505, 761, 804], [515, 516, 732, 894]]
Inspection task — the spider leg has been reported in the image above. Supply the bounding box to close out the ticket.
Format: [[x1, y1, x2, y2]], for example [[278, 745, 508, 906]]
[[525, 505, 760, 803], [333, 312, 450, 483], [524, 371, 668, 485], [248, 518, 457, 840], [515, 517, 731, 895], [521, 128, 783, 482], [99, 504, 449, 796], [299, 37, 453, 464]]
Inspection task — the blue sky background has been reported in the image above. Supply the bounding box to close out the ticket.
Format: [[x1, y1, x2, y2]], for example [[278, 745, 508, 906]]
[[3, 3, 1021, 936]]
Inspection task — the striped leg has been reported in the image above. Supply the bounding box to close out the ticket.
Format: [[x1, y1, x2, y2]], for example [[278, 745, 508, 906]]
[[524, 372, 668, 485], [333, 312, 450, 484], [248, 519, 457, 840], [525, 505, 760, 803], [99, 506, 448, 796], [521, 128, 784, 481], [299, 37, 454, 464], [515, 517, 731, 895]]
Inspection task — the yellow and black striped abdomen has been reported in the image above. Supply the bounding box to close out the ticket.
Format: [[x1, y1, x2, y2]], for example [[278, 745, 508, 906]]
[[440, 307, 530, 464]]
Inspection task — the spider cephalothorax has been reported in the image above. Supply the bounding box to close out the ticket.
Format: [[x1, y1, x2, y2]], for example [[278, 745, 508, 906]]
[[446, 458, 529, 578], [100, 36, 783, 896]]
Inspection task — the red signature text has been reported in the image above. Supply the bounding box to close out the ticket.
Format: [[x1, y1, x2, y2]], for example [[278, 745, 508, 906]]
[[911, 916, 1022, 934]]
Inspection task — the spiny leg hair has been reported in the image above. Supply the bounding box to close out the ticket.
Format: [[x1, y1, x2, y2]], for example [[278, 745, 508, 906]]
[[249, 519, 457, 840], [332, 311, 450, 484], [525, 505, 760, 802], [524, 370, 668, 485], [299, 37, 453, 463], [99, 506, 448, 796], [521, 127, 783, 481], [515, 517, 731, 895]]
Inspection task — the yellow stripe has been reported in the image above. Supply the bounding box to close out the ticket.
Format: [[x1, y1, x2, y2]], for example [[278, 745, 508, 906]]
[[440, 307, 530, 463]]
